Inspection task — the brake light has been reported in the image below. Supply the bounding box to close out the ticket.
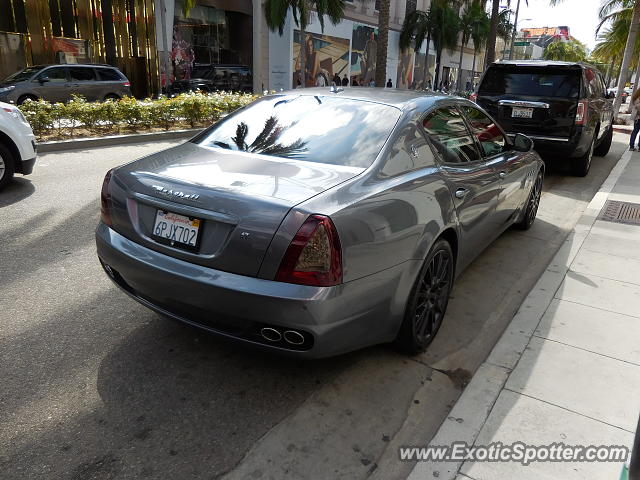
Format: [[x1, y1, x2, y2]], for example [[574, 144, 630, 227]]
[[276, 215, 342, 287], [123, 81, 130, 87], [575, 99, 588, 125], [100, 169, 114, 227], [470, 92, 478, 103]]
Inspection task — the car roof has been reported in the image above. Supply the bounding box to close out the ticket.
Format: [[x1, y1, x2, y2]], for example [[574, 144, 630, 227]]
[[490, 60, 595, 69], [32, 64, 117, 69], [272, 87, 460, 111]]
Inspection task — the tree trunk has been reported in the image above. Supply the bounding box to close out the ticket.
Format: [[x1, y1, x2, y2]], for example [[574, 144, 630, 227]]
[[630, 53, 640, 120], [508, 0, 521, 60], [472, 50, 477, 89], [424, 34, 432, 89], [605, 57, 615, 87], [456, 38, 465, 92], [485, 0, 500, 68], [375, 0, 391, 87], [613, 1, 640, 119], [299, 25, 306, 88], [434, 47, 442, 90]]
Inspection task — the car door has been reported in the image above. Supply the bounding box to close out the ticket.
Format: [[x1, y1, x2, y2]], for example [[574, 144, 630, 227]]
[[459, 104, 529, 227], [68, 66, 99, 101], [32, 66, 69, 102], [422, 106, 502, 269]]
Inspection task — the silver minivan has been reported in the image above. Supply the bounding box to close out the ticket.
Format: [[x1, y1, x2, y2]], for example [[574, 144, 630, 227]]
[[0, 64, 132, 104]]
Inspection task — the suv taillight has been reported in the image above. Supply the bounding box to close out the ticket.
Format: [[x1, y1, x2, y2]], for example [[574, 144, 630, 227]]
[[123, 81, 130, 87], [575, 99, 588, 125], [100, 169, 114, 227], [275, 215, 342, 287]]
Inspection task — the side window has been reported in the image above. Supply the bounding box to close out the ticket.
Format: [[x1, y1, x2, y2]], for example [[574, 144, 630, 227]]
[[422, 107, 481, 164], [97, 68, 122, 81], [460, 106, 507, 157], [585, 68, 602, 98], [380, 122, 435, 177], [69, 67, 96, 82], [36, 67, 67, 83]]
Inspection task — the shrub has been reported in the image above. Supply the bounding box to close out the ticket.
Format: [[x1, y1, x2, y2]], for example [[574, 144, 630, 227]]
[[17, 91, 260, 140]]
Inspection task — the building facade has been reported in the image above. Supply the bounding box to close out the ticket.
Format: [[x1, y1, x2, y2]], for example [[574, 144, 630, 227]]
[[0, 0, 160, 97]]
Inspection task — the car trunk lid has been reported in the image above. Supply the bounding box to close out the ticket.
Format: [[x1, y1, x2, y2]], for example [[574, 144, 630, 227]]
[[108, 142, 364, 277]]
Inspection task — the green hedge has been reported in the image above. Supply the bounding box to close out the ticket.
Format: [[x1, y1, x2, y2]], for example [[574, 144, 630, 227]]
[[18, 92, 258, 139]]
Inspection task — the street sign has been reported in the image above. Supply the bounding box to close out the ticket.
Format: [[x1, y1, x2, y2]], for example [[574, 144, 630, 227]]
[[514, 41, 530, 46]]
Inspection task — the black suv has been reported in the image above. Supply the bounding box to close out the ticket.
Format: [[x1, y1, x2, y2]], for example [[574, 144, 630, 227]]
[[474, 61, 614, 176], [168, 64, 253, 95]]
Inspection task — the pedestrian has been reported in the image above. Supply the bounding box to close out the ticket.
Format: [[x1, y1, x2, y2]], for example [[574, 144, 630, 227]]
[[369, 79, 375, 87], [342, 75, 349, 86], [352, 77, 359, 87], [386, 78, 392, 88], [333, 73, 341, 86], [630, 89, 640, 151]]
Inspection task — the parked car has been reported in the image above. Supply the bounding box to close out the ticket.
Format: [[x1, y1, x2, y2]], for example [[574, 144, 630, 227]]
[[168, 64, 253, 95], [473, 60, 614, 176], [96, 88, 544, 358], [607, 86, 631, 104], [0, 101, 37, 191], [0, 64, 131, 105]]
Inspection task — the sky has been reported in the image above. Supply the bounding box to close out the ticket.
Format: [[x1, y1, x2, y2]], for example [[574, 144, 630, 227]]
[[512, 0, 604, 51]]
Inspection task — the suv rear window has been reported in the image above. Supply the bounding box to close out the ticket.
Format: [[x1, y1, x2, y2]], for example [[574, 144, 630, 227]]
[[480, 67, 581, 98], [97, 68, 123, 81], [195, 95, 401, 167]]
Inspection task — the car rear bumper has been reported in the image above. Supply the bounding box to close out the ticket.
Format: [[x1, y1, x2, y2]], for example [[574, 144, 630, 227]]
[[95, 223, 415, 358], [509, 128, 591, 158]]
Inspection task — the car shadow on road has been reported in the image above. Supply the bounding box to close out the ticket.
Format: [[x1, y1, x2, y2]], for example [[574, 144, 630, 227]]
[[0, 177, 35, 207]]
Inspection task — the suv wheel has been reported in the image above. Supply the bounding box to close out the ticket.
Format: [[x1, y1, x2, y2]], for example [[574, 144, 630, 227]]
[[594, 126, 613, 157], [104, 93, 120, 101], [17, 94, 38, 105], [0, 142, 16, 191], [572, 138, 594, 177]]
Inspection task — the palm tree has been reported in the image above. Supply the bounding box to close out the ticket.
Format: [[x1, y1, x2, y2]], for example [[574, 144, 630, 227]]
[[456, 4, 475, 91], [543, 40, 588, 62], [264, 0, 346, 88], [469, 3, 490, 81], [496, 9, 513, 59], [375, 0, 391, 87], [400, 0, 459, 90], [485, 0, 501, 66]]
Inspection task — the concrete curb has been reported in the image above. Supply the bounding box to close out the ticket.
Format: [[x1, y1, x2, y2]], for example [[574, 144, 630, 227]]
[[613, 127, 632, 135], [407, 148, 634, 480], [37, 128, 203, 153]]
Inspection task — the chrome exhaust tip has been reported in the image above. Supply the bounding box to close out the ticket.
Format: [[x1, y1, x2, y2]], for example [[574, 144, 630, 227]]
[[283, 330, 305, 345], [260, 327, 282, 342]]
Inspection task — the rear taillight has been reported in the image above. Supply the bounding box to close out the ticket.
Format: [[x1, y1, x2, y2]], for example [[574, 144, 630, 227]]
[[575, 99, 588, 125], [100, 169, 114, 227], [123, 81, 130, 87], [275, 215, 342, 287], [470, 92, 478, 103]]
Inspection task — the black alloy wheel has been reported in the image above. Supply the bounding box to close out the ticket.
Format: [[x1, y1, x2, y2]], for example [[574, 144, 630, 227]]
[[516, 170, 544, 230], [395, 239, 454, 355]]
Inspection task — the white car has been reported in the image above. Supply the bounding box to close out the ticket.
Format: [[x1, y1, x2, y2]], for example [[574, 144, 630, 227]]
[[0, 101, 37, 191]]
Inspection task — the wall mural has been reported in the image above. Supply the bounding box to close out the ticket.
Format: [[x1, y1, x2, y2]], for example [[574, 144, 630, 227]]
[[350, 23, 377, 86], [292, 30, 350, 87]]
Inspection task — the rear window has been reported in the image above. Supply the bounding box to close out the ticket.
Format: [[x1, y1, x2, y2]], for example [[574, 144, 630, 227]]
[[479, 67, 581, 98], [69, 67, 96, 82], [194, 95, 401, 168], [97, 68, 123, 81]]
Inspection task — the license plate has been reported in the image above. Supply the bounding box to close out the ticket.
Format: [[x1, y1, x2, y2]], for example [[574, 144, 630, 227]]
[[512, 107, 533, 119], [153, 210, 201, 249]]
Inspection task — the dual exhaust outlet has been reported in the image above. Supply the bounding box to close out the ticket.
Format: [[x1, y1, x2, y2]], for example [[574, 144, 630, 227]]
[[260, 327, 305, 346]]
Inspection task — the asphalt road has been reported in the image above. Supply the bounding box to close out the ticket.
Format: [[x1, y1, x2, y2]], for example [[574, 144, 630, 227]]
[[0, 135, 628, 480]]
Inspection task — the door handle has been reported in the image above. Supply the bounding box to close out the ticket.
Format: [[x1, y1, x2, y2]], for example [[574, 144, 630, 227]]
[[498, 171, 507, 179], [455, 188, 468, 199]]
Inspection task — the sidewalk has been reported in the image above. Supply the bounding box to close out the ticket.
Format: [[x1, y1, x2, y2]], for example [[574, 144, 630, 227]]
[[408, 150, 640, 480]]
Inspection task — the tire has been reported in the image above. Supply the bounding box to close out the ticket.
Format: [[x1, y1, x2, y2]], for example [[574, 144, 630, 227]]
[[594, 126, 613, 157], [17, 94, 38, 105], [515, 170, 544, 230], [0, 142, 16, 192], [394, 239, 454, 355], [104, 93, 120, 101], [571, 137, 594, 177]]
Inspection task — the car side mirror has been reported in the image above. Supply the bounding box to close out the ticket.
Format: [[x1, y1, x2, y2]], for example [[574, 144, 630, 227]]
[[39, 76, 50, 84], [513, 133, 533, 152]]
